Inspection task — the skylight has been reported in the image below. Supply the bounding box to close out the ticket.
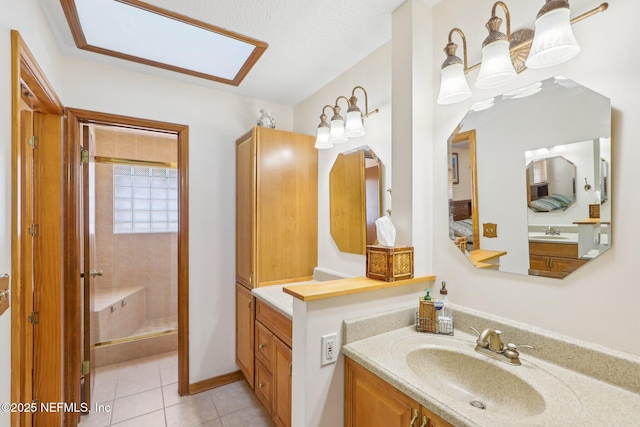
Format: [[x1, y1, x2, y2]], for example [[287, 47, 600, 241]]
[[61, 0, 268, 86]]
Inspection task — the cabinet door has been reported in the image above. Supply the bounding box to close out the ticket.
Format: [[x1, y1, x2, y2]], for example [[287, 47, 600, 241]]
[[236, 283, 254, 388], [236, 131, 254, 288], [421, 406, 455, 427], [272, 337, 292, 427], [345, 357, 420, 427], [256, 127, 318, 284]]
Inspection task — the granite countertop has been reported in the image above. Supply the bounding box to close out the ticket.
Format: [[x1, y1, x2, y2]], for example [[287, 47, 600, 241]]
[[342, 305, 640, 427], [251, 280, 317, 319]]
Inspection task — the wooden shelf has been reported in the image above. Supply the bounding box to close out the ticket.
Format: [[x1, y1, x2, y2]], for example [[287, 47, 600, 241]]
[[573, 218, 611, 225], [468, 249, 506, 269], [283, 275, 436, 302]]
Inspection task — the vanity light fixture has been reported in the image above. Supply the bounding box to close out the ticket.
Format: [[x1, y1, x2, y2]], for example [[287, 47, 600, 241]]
[[436, 1, 608, 105], [314, 86, 379, 149], [476, 2, 517, 89]]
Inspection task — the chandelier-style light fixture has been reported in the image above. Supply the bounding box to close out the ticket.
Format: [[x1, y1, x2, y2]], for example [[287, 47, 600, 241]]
[[314, 86, 379, 149], [437, 1, 608, 105]]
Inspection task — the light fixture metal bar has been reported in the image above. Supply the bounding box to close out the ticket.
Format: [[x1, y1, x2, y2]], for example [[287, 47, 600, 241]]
[[463, 2, 608, 74]]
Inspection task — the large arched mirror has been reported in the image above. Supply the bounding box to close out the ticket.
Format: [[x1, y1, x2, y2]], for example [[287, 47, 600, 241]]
[[448, 76, 611, 278], [330, 146, 381, 255]]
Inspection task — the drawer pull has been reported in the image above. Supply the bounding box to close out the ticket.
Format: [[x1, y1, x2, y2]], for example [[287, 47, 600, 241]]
[[259, 343, 266, 349], [410, 408, 418, 426], [258, 383, 264, 389], [420, 415, 429, 427]]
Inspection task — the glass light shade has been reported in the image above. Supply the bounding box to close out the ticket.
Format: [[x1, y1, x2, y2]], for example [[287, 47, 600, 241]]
[[475, 39, 517, 89], [344, 111, 366, 137], [437, 63, 472, 105], [526, 8, 580, 69], [314, 126, 333, 149], [329, 118, 348, 144]]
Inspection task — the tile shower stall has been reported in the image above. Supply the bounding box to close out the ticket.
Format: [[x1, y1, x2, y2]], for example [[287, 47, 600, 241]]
[[92, 126, 178, 366]]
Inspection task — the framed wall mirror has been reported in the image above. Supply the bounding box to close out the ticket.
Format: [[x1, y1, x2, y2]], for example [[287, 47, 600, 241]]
[[448, 76, 611, 278], [330, 146, 381, 255]]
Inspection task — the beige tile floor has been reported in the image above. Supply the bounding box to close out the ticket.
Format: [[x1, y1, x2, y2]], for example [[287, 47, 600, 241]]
[[79, 351, 274, 427]]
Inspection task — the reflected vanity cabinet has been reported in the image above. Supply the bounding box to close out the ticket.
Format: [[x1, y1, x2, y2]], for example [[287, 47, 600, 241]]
[[235, 127, 317, 415], [345, 357, 454, 427], [528, 242, 588, 279]]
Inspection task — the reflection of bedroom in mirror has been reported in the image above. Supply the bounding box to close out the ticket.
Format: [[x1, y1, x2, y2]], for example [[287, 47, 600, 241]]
[[445, 75, 611, 279], [525, 155, 576, 212], [449, 130, 478, 251]]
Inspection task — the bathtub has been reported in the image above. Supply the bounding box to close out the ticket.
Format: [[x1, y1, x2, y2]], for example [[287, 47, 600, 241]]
[[93, 286, 145, 343]]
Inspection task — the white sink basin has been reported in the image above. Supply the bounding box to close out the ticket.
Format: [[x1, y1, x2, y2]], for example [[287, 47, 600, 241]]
[[407, 347, 545, 417], [390, 334, 582, 425], [529, 235, 568, 240]]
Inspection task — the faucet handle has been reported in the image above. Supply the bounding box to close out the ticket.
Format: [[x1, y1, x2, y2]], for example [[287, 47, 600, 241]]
[[508, 343, 534, 350], [504, 343, 534, 365], [469, 327, 481, 337]]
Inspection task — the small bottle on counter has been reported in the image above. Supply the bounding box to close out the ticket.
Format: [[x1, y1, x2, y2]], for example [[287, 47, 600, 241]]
[[418, 289, 436, 333], [437, 281, 453, 335]]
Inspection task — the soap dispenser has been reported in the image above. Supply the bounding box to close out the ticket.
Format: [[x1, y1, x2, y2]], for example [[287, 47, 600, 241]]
[[437, 281, 454, 335]]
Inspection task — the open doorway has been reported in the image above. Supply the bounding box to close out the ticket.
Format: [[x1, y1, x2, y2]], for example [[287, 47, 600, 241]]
[[66, 109, 190, 420]]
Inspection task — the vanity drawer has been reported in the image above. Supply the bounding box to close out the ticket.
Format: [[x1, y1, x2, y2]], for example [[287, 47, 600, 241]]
[[256, 299, 292, 347], [255, 320, 274, 370], [529, 242, 578, 258], [255, 359, 273, 412]]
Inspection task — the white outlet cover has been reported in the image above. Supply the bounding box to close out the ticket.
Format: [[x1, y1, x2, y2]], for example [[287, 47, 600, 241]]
[[321, 333, 337, 366]]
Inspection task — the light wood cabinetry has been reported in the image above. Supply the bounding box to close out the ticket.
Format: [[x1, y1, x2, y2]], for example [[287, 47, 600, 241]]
[[256, 300, 292, 427], [345, 357, 454, 427], [235, 127, 318, 290], [235, 127, 316, 392], [529, 242, 588, 279], [272, 337, 292, 427], [235, 283, 254, 388]]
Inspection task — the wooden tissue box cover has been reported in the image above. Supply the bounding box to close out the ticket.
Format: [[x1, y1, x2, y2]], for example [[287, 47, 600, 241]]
[[589, 204, 600, 218], [366, 245, 414, 282]]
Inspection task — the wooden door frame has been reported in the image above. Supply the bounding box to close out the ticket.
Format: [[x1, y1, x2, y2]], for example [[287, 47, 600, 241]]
[[11, 30, 65, 427], [64, 109, 191, 406]]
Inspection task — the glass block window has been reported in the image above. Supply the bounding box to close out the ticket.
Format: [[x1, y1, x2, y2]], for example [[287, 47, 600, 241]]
[[113, 164, 178, 234]]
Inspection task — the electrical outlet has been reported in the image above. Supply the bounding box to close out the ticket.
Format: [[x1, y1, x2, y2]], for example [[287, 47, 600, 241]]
[[321, 333, 337, 366]]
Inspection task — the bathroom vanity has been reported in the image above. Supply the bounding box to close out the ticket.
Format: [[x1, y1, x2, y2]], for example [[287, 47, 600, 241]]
[[342, 305, 640, 427]]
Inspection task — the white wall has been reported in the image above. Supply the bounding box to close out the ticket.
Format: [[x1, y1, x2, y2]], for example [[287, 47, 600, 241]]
[[60, 56, 294, 383], [2, 1, 65, 424], [291, 280, 433, 427], [432, 0, 640, 355], [293, 42, 393, 277]]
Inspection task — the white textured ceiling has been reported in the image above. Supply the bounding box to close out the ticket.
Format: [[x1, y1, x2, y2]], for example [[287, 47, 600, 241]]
[[38, 0, 440, 106]]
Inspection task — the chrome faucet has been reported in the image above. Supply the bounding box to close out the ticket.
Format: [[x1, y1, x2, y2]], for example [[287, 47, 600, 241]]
[[470, 327, 533, 366]]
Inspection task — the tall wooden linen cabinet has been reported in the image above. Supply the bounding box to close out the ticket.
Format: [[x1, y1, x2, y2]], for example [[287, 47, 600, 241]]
[[236, 127, 317, 427]]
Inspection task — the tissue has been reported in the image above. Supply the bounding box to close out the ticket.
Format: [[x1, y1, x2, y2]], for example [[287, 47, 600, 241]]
[[593, 191, 601, 204], [375, 216, 396, 247]]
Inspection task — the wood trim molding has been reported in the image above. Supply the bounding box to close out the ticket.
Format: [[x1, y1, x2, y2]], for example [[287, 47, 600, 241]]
[[452, 130, 479, 249], [11, 30, 65, 427], [188, 371, 244, 395], [59, 0, 268, 86], [64, 109, 190, 402], [12, 31, 63, 115]]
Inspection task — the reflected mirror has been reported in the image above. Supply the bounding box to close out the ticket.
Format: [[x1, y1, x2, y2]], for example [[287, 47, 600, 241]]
[[448, 76, 611, 278], [526, 155, 576, 212], [330, 146, 381, 255]]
